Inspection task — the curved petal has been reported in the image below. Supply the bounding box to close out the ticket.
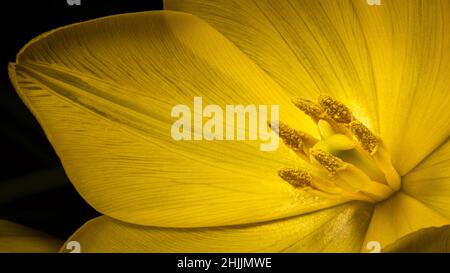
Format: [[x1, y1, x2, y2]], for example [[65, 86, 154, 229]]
[[0, 220, 62, 253], [351, 0, 450, 175], [165, 0, 450, 174], [383, 225, 450, 253], [403, 139, 450, 219], [362, 193, 450, 251], [9, 11, 341, 228], [166, 0, 381, 129], [62, 202, 373, 253]]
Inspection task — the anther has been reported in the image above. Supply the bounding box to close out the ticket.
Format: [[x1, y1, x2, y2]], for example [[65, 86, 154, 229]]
[[318, 95, 353, 123], [278, 123, 303, 151], [348, 120, 378, 154], [269, 122, 318, 158], [292, 97, 324, 120], [280, 123, 317, 150], [278, 168, 312, 188], [310, 149, 346, 175]]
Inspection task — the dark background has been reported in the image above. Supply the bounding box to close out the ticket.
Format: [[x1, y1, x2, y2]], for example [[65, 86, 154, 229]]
[[0, 0, 163, 239]]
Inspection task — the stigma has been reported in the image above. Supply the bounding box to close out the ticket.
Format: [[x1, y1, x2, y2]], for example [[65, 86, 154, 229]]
[[276, 95, 401, 203]]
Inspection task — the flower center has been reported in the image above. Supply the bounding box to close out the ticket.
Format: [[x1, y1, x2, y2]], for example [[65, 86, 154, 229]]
[[274, 95, 401, 203]]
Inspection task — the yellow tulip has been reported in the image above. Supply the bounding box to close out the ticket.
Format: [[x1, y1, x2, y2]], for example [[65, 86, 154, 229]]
[[7, 0, 450, 252]]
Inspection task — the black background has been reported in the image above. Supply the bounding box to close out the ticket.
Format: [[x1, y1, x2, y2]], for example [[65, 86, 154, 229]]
[[0, 0, 163, 239]]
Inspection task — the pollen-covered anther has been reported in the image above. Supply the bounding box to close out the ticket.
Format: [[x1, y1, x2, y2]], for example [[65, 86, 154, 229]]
[[275, 122, 318, 152], [318, 95, 353, 124], [278, 167, 312, 188], [292, 97, 324, 120], [349, 120, 379, 154], [310, 149, 346, 175]]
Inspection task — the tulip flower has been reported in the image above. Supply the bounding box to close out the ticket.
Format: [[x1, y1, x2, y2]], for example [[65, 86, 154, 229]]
[[8, 0, 450, 252]]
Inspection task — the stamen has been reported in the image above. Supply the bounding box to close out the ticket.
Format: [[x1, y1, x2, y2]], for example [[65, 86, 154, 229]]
[[291, 97, 324, 120], [372, 143, 401, 191], [310, 149, 346, 175], [318, 95, 353, 124], [278, 123, 302, 151], [277, 122, 317, 151], [278, 168, 312, 188], [348, 120, 378, 154], [269, 122, 318, 160], [278, 95, 400, 203]]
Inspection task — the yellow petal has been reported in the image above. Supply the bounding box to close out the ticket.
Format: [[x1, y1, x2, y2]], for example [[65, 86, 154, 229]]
[[9, 11, 340, 228], [0, 220, 62, 253], [62, 202, 373, 253], [165, 0, 450, 174], [383, 225, 450, 253], [165, 0, 380, 129], [350, 0, 450, 174], [362, 193, 450, 251], [402, 139, 450, 219]]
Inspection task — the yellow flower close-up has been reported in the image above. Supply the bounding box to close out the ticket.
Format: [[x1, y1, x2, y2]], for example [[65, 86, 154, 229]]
[[4, 0, 450, 252]]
